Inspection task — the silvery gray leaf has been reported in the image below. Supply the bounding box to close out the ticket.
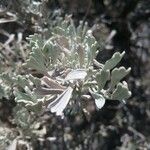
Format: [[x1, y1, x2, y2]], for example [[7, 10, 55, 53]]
[[111, 82, 131, 100], [42, 76, 66, 90], [65, 69, 87, 81], [110, 67, 131, 88], [33, 87, 64, 95], [90, 90, 106, 109], [47, 86, 73, 116], [103, 51, 125, 70], [95, 96, 105, 109]]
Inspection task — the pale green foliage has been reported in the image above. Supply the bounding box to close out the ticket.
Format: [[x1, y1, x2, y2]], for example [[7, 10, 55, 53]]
[[110, 67, 131, 89], [25, 15, 98, 71], [96, 69, 110, 91], [103, 51, 125, 70], [111, 81, 131, 100], [0, 16, 131, 118]]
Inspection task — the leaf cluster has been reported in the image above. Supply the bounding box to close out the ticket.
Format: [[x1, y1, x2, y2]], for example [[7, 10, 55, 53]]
[[0, 16, 131, 119]]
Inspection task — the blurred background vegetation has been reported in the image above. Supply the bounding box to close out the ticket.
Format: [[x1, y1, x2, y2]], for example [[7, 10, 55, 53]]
[[0, 0, 149, 149]]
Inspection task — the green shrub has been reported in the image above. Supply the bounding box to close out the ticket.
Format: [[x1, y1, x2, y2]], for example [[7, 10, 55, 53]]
[[1, 16, 131, 118]]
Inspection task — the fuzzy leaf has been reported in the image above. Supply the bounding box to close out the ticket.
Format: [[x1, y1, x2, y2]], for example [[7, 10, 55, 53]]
[[25, 56, 47, 73], [28, 75, 41, 87], [27, 34, 44, 49], [42, 76, 66, 89], [65, 69, 87, 81], [103, 51, 125, 70], [111, 82, 131, 100], [33, 87, 64, 95], [90, 91, 105, 109], [96, 69, 110, 90], [85, 32, 98, 66], [110, 67, 131, 88], [15, 75, 30, 89], [67, 20, 76, 37], [77, 21, 83, 37], [14, 90, 34, 102], [30, 48, 46, 68], [43, 40, 60, 64], [25, 34, 53, 74]]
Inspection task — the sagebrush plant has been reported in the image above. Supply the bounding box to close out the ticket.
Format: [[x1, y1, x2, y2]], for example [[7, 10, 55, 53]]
[[0, 15, 131, 120]]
